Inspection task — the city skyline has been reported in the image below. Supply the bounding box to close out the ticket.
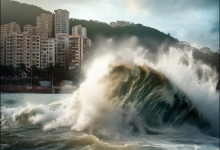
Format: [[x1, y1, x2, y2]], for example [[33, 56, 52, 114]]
[[13, 0, 219, 52], [0, 12, 91, 70]]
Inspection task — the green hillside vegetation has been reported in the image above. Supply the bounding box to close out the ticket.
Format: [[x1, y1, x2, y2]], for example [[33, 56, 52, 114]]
[[70, 19, 178, 52], [1, 0, 178, 52], [1, 0, 52, 27], [1, 0, 219, 79]]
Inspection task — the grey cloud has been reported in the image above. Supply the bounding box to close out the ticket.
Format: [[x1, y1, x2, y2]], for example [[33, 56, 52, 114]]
[[14, 0, 219, 52], [140, 0, 218, 14], [210, 21, 219, 34]]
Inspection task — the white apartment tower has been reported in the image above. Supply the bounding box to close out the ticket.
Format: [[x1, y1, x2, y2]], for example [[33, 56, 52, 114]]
[[54, 9, 69, 35], [36, 14, 53, 38], [72, 25, 87, 37]]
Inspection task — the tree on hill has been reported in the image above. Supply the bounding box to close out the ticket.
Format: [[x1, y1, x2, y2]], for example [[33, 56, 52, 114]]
[[1, 0, 178, 51], [1, 0, 219, 87], [1, 0, 52, 31]]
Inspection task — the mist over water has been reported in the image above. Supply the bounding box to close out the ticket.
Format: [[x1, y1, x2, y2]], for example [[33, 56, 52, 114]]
[[1, 38, 219, 149]]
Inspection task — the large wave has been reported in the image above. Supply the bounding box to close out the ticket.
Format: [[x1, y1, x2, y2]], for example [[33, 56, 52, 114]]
[[1, 38, 219, 139]]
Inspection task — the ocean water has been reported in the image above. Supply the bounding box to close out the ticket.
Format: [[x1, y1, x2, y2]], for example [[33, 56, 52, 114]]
[[1, 41, 219, 150], [1, 93, 219, 150]]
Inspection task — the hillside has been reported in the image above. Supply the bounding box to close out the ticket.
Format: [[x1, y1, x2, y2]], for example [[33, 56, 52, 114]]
[[69, 19, 178, 51], [1, 0, 178, 52], [1, 0, 219, 78], [1, 0, 52, 27]]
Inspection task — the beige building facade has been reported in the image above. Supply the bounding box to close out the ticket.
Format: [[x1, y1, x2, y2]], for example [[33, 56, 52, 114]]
[[1, 22, 21, 35], [5, 32, 40, 68], [36, 14, 53, 38]]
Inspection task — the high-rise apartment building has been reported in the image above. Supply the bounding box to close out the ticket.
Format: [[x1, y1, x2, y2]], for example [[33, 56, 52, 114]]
[[1, 22, 21, 66], [5, 33, 23, 67], [36, 14, 53, 38], [55, 33, 69, 69], [23, 24, 37, 35], [30, 35, 41, 67], [0, 35, 6, 65], [5, 32, 40, 68], [40, 36, 55, 69], [1, 22, 21, 35], [54, 9, 69, 35], [72, 25, 87, 37], [8, 22, 21, 34], [68, 34, 91, 69], [1, 24, 9, 35]]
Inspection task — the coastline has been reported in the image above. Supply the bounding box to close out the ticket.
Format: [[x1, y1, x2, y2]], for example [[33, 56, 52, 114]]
[[0, 85, 77, 94]]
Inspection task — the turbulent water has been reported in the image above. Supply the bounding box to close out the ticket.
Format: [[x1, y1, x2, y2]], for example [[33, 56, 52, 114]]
[[1, 40, 219, 149]]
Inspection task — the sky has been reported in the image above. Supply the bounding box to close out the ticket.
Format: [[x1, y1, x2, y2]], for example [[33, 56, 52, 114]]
[[14, 0, 219, 52]]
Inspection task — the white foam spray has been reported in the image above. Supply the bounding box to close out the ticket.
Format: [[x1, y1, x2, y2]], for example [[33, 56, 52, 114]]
[[1, 38, 219, 138]]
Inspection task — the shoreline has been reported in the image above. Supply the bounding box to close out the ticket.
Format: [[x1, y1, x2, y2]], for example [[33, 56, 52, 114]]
[[0, 85, 77, 94]]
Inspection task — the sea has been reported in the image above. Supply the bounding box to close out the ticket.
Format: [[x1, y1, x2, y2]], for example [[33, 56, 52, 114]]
[[1, 41, 219, 150]]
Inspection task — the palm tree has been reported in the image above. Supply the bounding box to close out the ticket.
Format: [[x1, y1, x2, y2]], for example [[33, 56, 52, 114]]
[[7, 65, 16, 84], [30, 65, 40, 86], [17, 63, 27, 85], [46, 63, 55, 87], [0, 65, 7, 84], [14, 67, 21, 86]]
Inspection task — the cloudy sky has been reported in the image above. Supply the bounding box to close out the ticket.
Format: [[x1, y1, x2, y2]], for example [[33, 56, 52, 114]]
[[15, 0, 219, 52]]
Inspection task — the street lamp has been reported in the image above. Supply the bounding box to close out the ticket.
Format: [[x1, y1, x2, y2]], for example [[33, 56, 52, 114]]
[[31, 68, 32, 87]]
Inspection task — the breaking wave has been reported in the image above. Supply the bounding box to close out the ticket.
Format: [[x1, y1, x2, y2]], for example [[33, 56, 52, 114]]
[[1, 40, 219, 139]]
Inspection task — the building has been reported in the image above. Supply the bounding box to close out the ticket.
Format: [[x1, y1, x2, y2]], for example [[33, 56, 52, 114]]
[[109, 21, 131, 27], [40, 35, 55, 69], [0, 24, 9, 35], [54, 9, 69, 35], [68, 34, 91, 69], [72, 25, 87, 37], [93, 20, 107, 24], [36, 14, 53, 37], [23, 24, 37, 35], [116, 21, 130, 27], [29, 35, 41, 67], [0, 35, 6, 65], [1, 22, 21, 35], [5, 32, 23, 67], [55, 33, 69, 69], [8, 22, 21, 34], [5, 32, 40, 68], [5, 32, 24, 67], [110, 22, 117, 28]]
